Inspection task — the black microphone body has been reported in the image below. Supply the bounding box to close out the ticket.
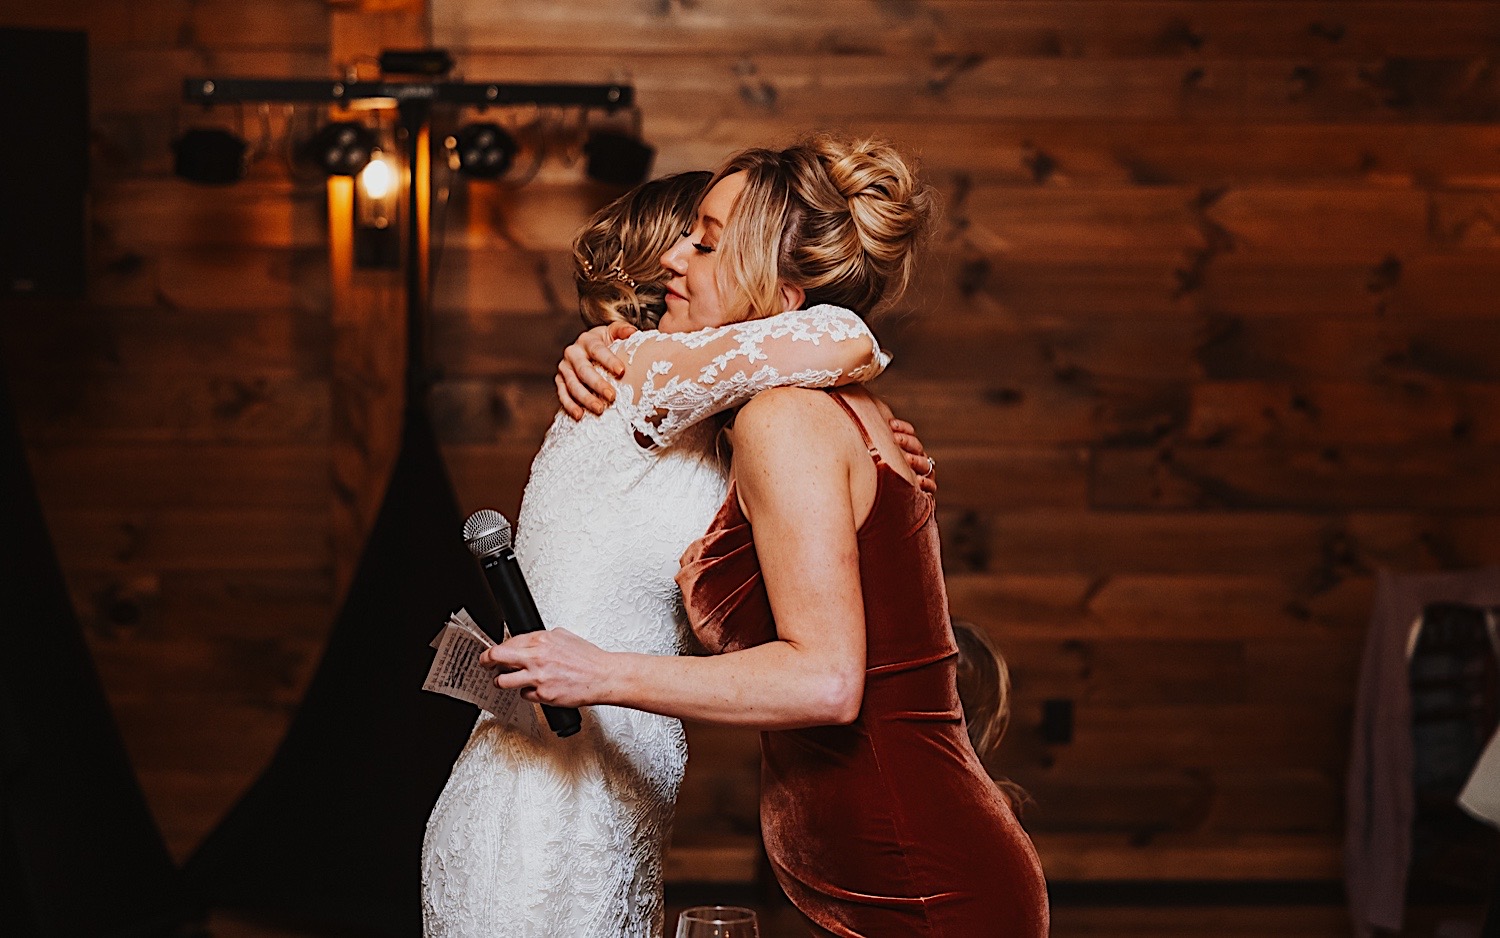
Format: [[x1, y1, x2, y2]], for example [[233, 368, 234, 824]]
[[465, 511, 583, 738]]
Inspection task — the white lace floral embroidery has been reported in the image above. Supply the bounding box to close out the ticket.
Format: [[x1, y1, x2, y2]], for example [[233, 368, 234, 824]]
[[615, 304, 889, 449]]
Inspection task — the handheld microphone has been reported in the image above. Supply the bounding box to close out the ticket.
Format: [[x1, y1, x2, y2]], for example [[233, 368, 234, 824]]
[[463, 509, 583, 738]]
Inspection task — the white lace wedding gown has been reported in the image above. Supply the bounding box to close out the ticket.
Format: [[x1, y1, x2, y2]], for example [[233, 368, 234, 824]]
[[420, 306, 888, 938]]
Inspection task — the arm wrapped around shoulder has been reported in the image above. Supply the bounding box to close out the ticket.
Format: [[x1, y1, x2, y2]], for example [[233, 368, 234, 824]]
[[620, 304, 889, 449]]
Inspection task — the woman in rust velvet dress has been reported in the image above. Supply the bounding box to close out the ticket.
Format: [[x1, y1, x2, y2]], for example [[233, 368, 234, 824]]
[[678, 387, 1048, 937], [486, 136, 1049, 937]]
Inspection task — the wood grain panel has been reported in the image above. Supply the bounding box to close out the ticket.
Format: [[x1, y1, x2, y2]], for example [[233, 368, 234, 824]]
[[1012, 768, 1341, 838], [85, 248, 327, 313], [1093, 444, 1500, 510], [66, 570, 334, 644], [1243, 57, 1500, 123], [1009, 767, 1215, 833], [431, 308, 609, 377], [904, 252, 1500, 321], [1053, 704, 1347, 771], [1001, 639, 1249, 705], [1348, 512, 1500, 570], [21, 0, 1500, 889], [943, 509, 1330, 576], [1208, 187, 1430, 260], [91, 633, 322, 704], [4, 0, 327, 48], [429, 376, 561, 445], [96, 179, 326, 249], [432, 242, 1500, 325], [91, 48, 331, 116], [1195, 317, 1500, 381], [441, 442, 546, 523], [883, 316, 1204, 382], [946, 572, 1373, 640], [431, 246, 579, 319], [27, 444, 328, 509], [1186, 380, 1500, 446], [440, 181, 621, 253], [1196, 254, 1500, 320], [5, 0, 341, 889], [998, 638, 1358, 719], [1244, 639, 1363, 707], [47, 508, 328, 571], [1, 307, 331, 378], [189, 0, 330, 50], [919, 445, 1094, 510], [9, 373, 329, 443], [109, 697, 295, 775], [647, 115, 1500, 187], [1432, 190, 1500, 250], [453, 52, 1246, 123], [948, 509, 1500, 576], [1051, 902, 1351, 931], [961, 185, 1206, 262], [675, 723, 761, 840], [1032, 833, 1340, 879], [875, 375, 1131, 446], [436, 2, 1500, 60]]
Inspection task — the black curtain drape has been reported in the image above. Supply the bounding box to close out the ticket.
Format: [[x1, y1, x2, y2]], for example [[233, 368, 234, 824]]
[[0, 364, 186, 937], [183, 405, 501, 935]]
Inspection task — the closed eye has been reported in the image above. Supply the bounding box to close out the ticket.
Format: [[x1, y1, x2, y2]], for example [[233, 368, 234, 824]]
[[692, 242, 714, 254]]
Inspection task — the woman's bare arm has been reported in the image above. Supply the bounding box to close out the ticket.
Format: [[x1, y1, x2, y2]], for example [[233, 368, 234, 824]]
[[483, 388, 867, 728]]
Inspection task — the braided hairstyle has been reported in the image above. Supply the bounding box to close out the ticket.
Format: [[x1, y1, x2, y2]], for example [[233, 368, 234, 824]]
[[708, 134, 935, 323], [572, 170, 712, 329]]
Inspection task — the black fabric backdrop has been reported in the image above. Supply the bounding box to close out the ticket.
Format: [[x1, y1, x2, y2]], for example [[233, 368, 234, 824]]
[[0, 365, 185, 937], [184, 406, 505, 934]]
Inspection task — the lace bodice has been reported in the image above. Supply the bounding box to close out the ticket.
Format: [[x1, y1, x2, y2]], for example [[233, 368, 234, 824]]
[[421, 304, 885, 938]]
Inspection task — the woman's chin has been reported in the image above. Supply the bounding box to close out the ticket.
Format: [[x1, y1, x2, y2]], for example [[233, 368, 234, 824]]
[[659, 304, 689, 334]]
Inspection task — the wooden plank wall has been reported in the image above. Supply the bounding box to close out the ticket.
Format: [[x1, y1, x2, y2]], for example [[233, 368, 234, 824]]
[[426, 0, 1500, 881], [2, 0, 1498, 886], [0, 0, 337, 861]]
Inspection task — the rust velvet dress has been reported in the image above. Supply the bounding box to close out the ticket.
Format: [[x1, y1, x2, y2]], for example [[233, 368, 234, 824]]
[[676, 391, 1049, 938]]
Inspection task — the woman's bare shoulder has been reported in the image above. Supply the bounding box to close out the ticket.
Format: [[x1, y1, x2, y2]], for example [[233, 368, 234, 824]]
[[736, 387, 841, 432], [731, 389, 850, 459]]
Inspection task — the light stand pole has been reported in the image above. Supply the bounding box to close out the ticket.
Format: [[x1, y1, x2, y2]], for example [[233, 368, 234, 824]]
[[399, 95, 431, 401]]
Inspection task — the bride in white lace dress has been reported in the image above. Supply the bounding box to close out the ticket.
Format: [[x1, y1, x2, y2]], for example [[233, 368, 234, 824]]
[[420, 168, 910, 938]]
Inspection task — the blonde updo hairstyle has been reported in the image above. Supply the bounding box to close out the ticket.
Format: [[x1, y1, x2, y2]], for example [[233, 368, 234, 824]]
[[710, 134, 935, 323], [572, 170, 712, 329]]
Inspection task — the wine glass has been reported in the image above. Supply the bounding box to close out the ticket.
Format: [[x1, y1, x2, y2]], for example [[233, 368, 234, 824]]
[[675, 905, 760, 938]]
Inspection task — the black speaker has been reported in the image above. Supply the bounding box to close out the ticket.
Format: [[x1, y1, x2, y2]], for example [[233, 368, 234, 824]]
[[0, 28, 88, 298]]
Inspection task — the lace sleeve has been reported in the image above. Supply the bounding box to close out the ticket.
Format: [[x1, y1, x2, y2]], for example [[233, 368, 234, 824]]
[[615, 304, 890, 449]]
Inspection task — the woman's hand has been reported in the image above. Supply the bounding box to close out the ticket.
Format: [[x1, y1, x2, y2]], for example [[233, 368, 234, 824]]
[[556, 321, 637, 419], [481, 629, 615, 709], [889, 417, 937, 495]]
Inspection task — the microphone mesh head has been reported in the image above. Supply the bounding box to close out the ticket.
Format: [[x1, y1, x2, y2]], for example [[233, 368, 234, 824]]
[[463, 509, 512, 558]]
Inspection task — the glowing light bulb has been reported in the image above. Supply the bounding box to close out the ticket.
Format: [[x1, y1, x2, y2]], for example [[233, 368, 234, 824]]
[[359, 153, 395, 200]]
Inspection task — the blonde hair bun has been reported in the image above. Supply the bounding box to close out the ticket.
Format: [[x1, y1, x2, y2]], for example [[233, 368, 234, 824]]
[[813, 134, 934, 266], [711, 134, 935, 321]]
